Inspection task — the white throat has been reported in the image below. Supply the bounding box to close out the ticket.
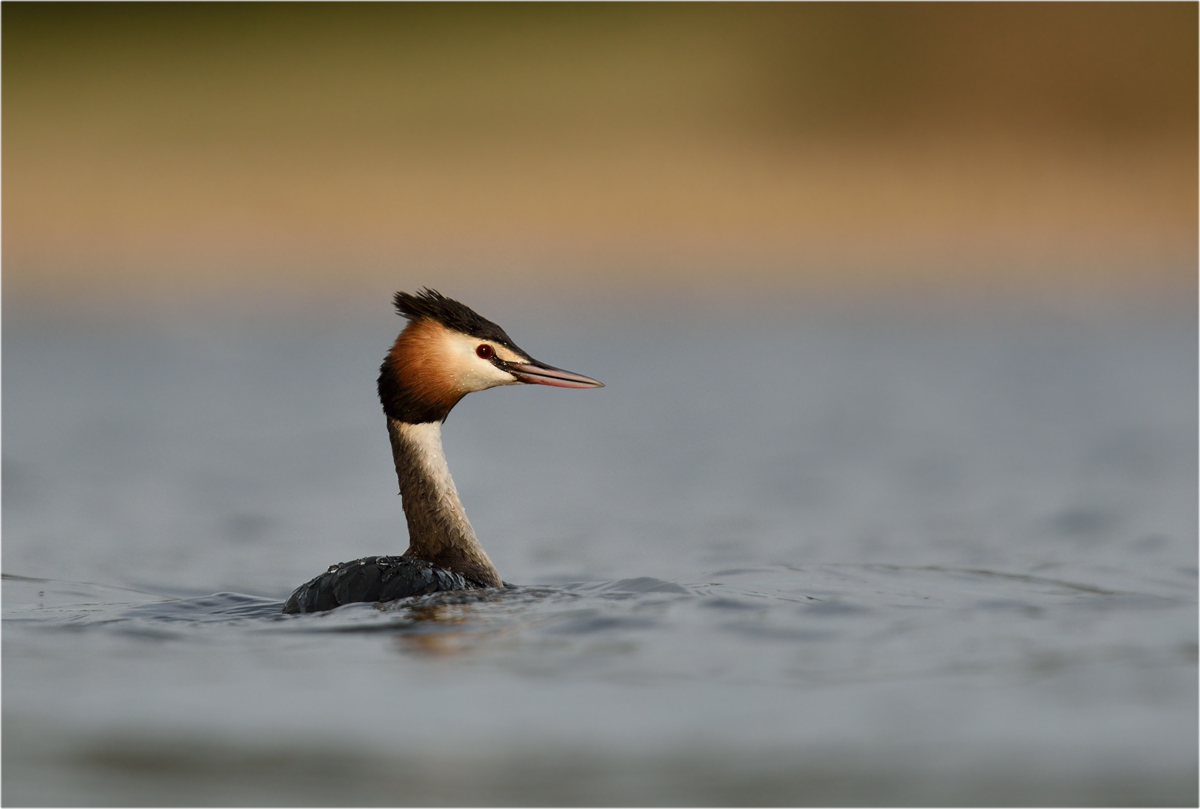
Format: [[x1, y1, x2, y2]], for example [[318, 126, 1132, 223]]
[[397, 421, 462, 509]]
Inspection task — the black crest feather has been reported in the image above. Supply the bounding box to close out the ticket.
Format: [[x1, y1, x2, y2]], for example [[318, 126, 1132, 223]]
[[393, 288, 519, 349]]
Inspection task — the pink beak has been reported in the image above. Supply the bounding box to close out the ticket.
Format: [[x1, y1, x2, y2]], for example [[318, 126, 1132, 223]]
[[506, 362, 604, 389]]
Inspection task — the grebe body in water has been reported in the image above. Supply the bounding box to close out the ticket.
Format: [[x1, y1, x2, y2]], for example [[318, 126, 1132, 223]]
[[283, 289, 602, 614]]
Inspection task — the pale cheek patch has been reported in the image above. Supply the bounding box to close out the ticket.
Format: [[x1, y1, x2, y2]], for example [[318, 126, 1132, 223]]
[[441, 333, 523, 392]]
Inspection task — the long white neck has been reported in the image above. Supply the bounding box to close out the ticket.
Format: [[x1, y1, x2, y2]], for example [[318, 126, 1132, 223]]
[[385, 417, 502, 588]]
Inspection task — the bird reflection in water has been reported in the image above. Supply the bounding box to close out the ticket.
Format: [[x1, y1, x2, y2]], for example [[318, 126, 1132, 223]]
[[383, 589, 516, 656]]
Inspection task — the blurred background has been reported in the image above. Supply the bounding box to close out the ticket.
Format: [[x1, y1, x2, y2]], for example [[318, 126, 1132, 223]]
[[3, 2, 1196, 315], [4, 5, 1197, 806]]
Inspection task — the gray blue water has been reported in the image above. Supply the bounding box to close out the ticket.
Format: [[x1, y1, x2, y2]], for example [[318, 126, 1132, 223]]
[[3, 299, 1196, 805]]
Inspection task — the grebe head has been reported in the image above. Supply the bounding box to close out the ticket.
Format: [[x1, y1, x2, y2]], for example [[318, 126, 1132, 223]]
[[378, 288, 603, 424]]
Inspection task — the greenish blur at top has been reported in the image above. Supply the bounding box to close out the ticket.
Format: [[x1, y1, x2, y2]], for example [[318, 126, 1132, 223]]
[[8, 2, 1193, 139], [3, 3, 1196, 310]]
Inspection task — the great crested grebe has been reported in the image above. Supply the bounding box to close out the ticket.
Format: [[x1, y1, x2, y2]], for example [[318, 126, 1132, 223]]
[[283, 289, 603, 614]]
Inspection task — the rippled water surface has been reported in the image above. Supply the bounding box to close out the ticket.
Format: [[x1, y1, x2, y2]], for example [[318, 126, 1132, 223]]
[[3, 303, 1196, 805]]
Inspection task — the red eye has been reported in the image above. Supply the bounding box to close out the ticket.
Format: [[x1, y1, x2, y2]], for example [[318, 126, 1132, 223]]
[[476, 344, 494, 359]]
